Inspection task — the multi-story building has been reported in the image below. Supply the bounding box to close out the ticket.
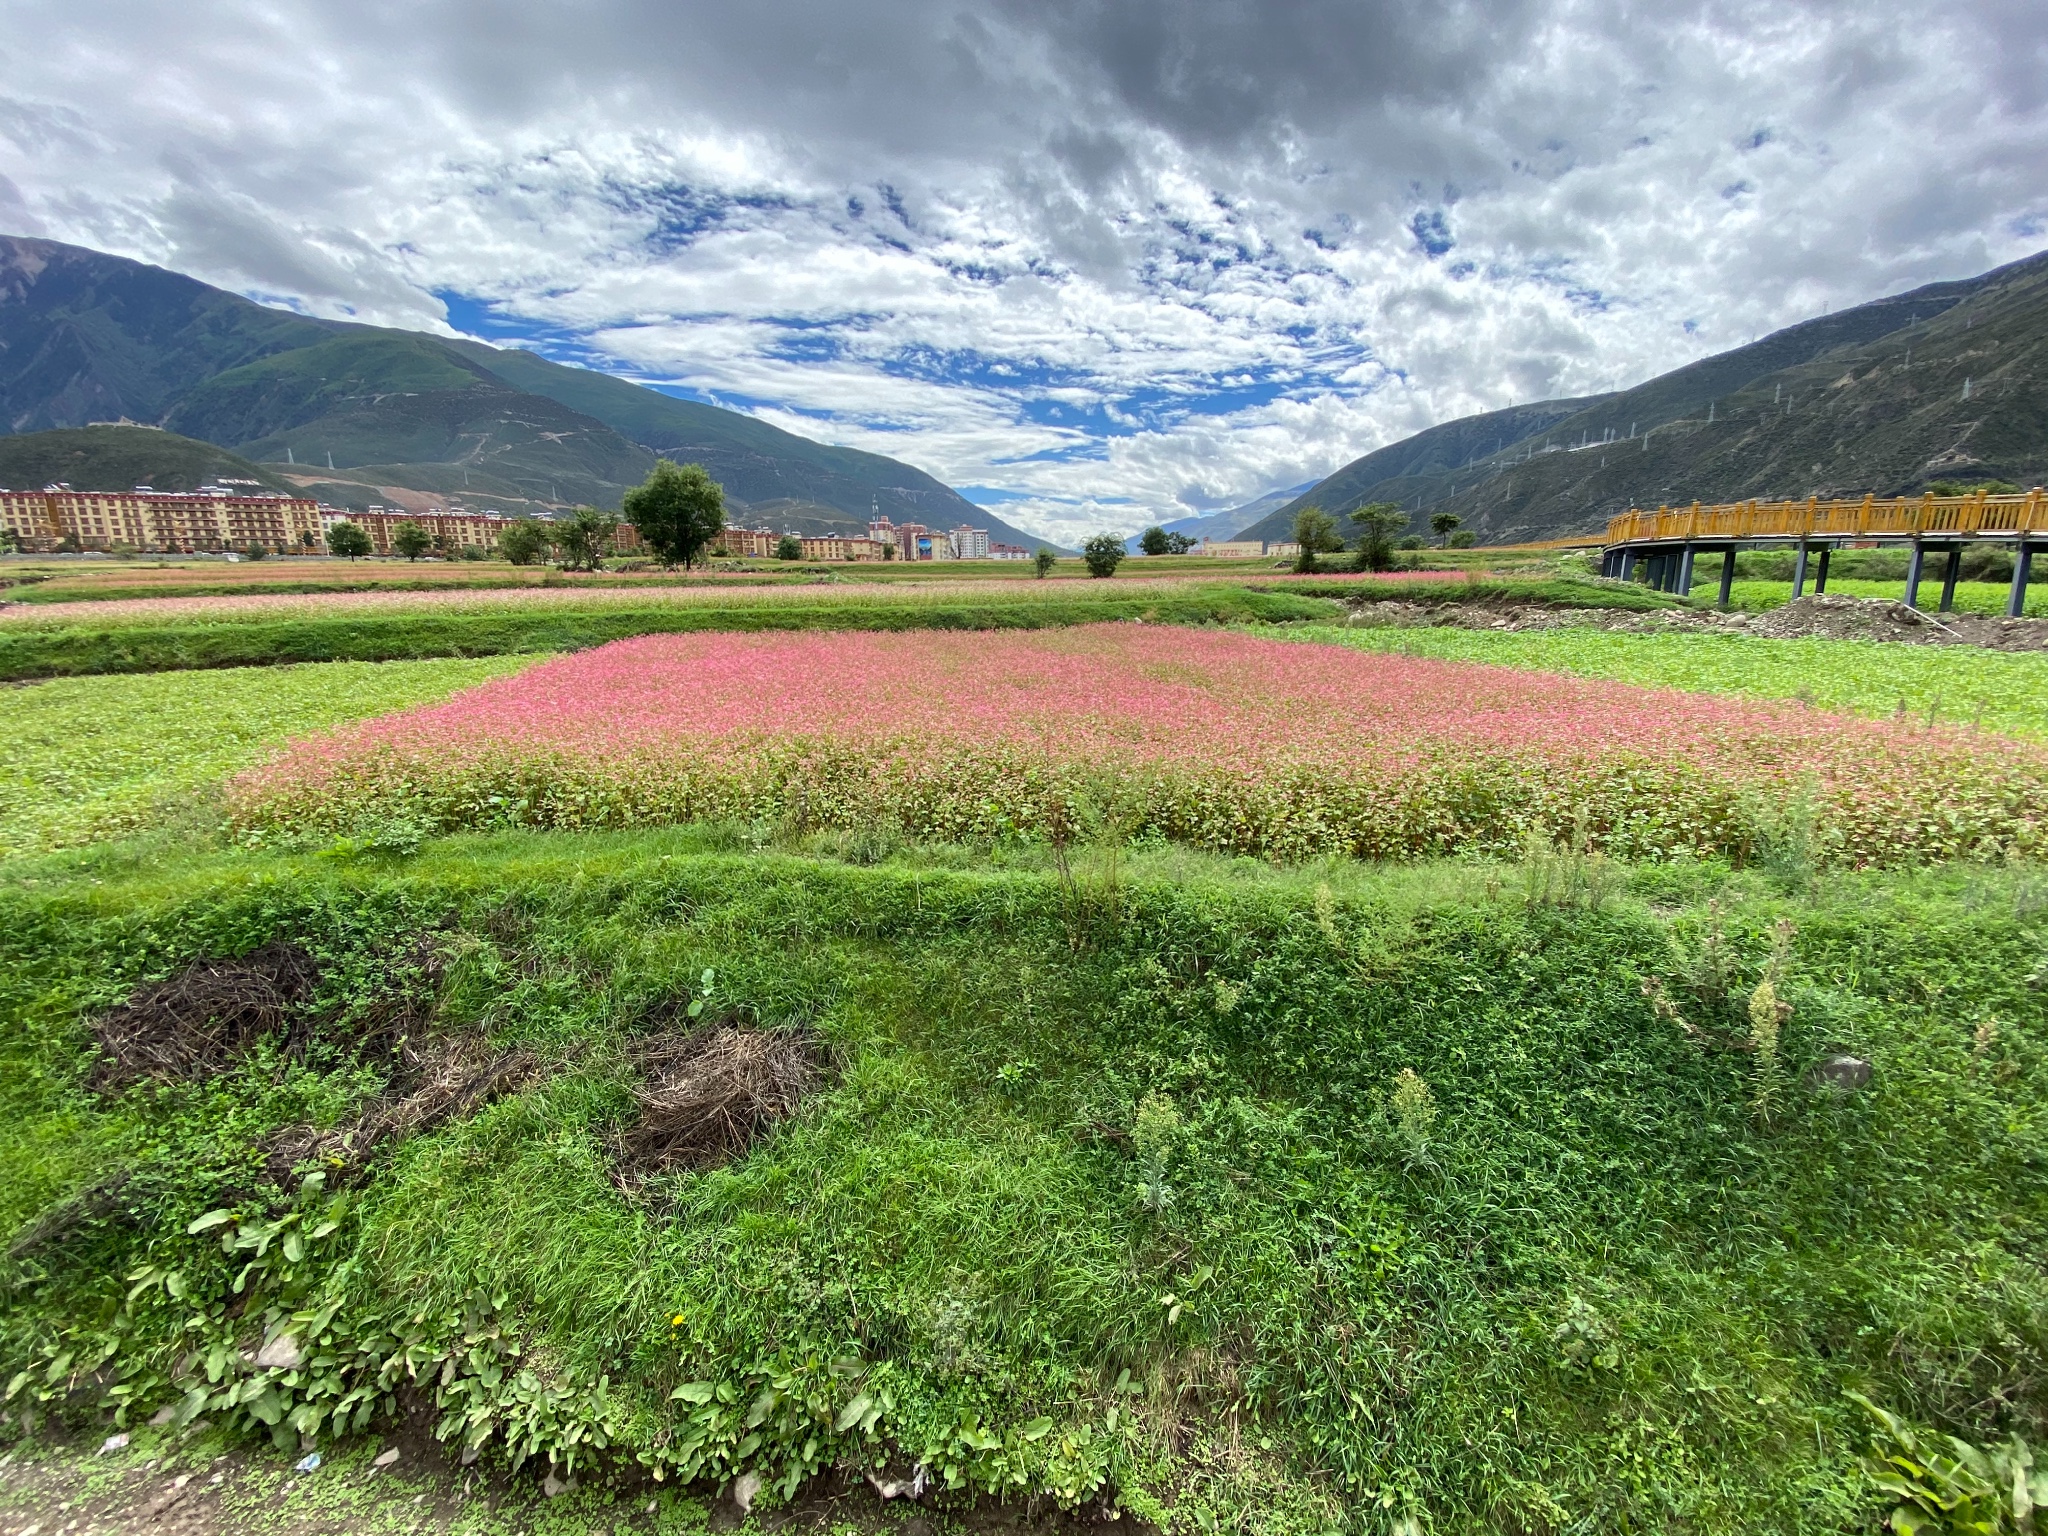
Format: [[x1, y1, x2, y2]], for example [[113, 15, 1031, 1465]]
[[1197, 540, 1268, 558], [0, 484, 326, 554], [949, 525, 991, 560], [989, 543, 1032, 561], [797, 535, 890, 561], [322, 508, 644, 557], [717, 527, 781, 558]]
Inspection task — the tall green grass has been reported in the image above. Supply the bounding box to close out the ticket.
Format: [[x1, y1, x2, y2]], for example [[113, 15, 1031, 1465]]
[[0, 654, 540, 855], [3, 832, 2042, 1531]]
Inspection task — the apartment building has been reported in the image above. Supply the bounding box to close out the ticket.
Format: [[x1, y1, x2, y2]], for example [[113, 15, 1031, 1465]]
[[797, 534, 890, 561], [0, 485, 325, 554], [718, 527, 781, 558], [323, 508, 644, 556], [949, 525, 990, 560], [1197, 540, 1268, 558], [990, 543, 1032, 561]]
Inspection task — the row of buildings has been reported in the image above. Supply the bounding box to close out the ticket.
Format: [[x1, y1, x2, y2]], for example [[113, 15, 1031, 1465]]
[[0, 486, 579, 558], [0, 484, 1037, 565], [716, 516, 1030, 562]]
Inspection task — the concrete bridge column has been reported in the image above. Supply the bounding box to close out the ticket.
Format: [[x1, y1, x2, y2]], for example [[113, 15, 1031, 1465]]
[[2010, 539, 2034, 618], [1814, 546, 1831, 593], [1905, 539, 1926, 609], [1939, 544, 1962, 613], [1717, 547, 1736, 610], [1678, 543, 1696, 595], [1791, 537, 1809, 599]]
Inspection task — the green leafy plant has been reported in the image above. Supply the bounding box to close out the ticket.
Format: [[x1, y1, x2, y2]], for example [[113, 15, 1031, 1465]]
[[1389, 1067, 1437, 1162], [1852, 1392, 2048, 1534], [1131, 1092, 1180, 1212]]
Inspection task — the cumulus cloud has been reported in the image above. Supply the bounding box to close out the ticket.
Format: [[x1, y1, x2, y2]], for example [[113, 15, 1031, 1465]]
[[0, 0, 2042, 535]]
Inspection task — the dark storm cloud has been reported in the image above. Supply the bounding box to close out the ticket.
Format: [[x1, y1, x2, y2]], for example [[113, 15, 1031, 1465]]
[[0, 0, 2042, 538]]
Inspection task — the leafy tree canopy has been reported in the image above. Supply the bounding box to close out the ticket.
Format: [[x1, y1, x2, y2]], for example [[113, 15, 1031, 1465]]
[[325, 521, 371, 561], [623, 460, 726, 569], [1081, 533, 1125, 578], [391, 521, 432, 561], [497, 519, 554, 567], [1346, 501, 1408, 573], [775, 535, 803, 560], [556, 506, 615, 572], [1034, 547, 1057, 577]]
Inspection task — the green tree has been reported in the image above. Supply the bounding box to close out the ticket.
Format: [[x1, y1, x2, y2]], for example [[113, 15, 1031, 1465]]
[[1346, 502, 1407, 572], [244, 542, 268, 561], [775, 534, 803, 561], [391, 521, 432, 561], [1429, 511, 1462, 544], [1034, 547, 1057, 578], [1139, 525, 1170, 555], [622, 460, 726, 569], [1292, 506, 1343, 572], [555, 506, 615, 572], [1082, 533, 1125, 578], [325, 521, 372, 561], [1446, 529, 1476, 549], [1164, 531, 1197, 554], [497, 519, 554, 566]]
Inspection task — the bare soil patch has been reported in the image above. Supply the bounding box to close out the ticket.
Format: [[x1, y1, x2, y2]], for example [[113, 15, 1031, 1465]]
[[612, 1023, 827, 1187]]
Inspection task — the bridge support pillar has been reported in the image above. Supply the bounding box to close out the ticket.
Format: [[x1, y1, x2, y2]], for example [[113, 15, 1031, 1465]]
[[1620, 548, 1638, 582], [1939, 544, 1962, 613], [2010, 540, 2034, 618], [1678, 543, 1696, 595], [1792, 537, 1809, 599], [1717, 547, 1736, 610], [1905, 540, 1925, 609], [1814, 546, 1831, 593]]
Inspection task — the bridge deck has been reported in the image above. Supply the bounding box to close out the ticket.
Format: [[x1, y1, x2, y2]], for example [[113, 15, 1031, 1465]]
[[1599, 490, 2048, 614]]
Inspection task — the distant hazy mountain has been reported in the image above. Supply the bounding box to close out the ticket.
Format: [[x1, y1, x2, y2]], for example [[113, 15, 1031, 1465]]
[[1123, 482, 1317, 553], [0, 235, 1060, 549], [1237, 248, 2048, 546], [0, 425, 297, 496]]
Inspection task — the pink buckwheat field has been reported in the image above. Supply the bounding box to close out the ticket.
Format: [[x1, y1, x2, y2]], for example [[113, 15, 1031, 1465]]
[[229, 624, 2048, 863]]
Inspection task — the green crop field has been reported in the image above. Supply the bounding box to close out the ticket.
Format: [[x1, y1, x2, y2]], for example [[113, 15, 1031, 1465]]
[[0, 654, 539, 856], [1294, 622, 2048, 739], [3, 593, 2046, 1536], [1716, 576, 2048, 615]]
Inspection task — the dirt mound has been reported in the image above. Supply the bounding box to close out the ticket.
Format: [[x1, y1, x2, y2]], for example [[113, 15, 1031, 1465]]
[[612, 1024, 825, 1187], [262, 1034, 546, 1183], [92, 940, 322, 1088], [1343, 592, 2048, 650], [1737, 593, 2048, 649]]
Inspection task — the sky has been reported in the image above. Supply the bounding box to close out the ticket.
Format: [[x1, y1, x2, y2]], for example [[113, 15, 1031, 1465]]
[[1, 1, 2044, 542]]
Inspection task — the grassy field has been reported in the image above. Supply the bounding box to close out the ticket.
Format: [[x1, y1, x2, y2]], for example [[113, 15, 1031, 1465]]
[[1295, 622, 2048, 739], [3, 831, 2043, 1534], [0, 655, 539, 855], [4, 591, 2045, 1534], [1716, 576, 2048, 615], [0, 585, 1348, 680]]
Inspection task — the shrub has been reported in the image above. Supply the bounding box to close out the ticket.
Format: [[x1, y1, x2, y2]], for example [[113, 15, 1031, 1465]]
[[1081, 535, 1125, 578]]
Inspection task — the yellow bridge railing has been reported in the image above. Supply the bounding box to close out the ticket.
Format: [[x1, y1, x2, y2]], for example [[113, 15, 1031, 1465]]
[[1606, 490, 2048, 546]]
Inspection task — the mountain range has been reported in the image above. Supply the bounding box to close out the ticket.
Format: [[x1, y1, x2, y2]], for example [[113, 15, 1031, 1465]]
[[1238, 248, 2048, 546], [0, 235, 1057, 549]]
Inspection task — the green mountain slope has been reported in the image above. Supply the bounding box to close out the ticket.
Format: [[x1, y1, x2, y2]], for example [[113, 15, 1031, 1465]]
[[0, 236, 1057, 546], [1239, 248, 2048, 545], [0, 425, 296, 495], [442, 339, 1027, 537]]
